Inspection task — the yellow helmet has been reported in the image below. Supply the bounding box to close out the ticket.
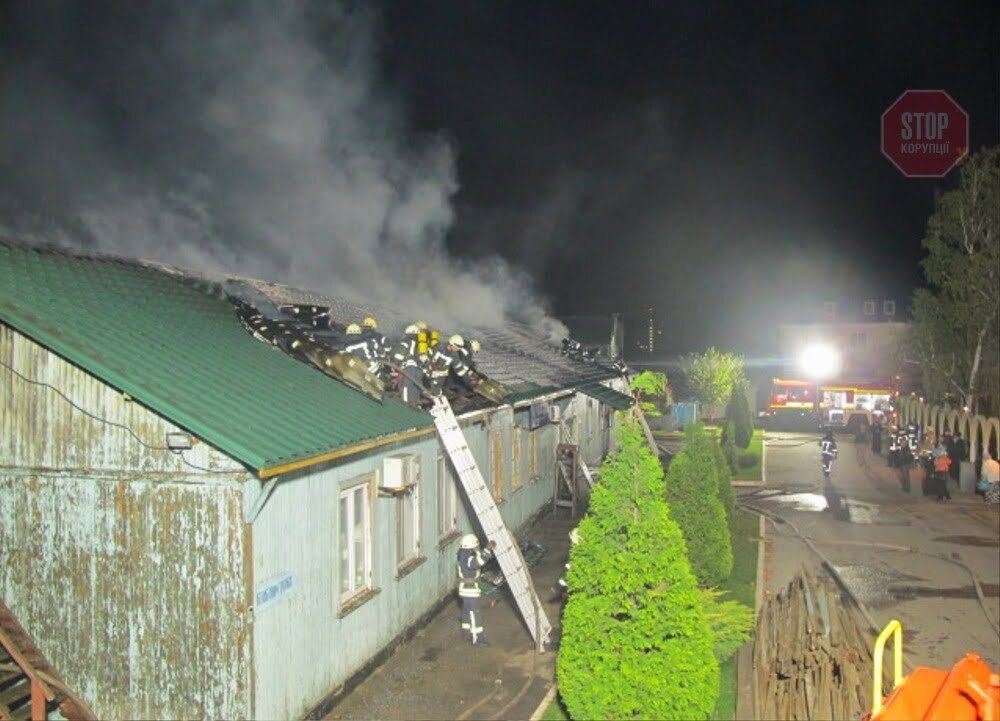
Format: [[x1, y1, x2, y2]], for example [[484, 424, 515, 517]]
[[415, 320, 429, 331], [362, 316, 377, 330], [470, 339, 481, 353], [346, 323, 362, 335], [449, 334, 465, 347]]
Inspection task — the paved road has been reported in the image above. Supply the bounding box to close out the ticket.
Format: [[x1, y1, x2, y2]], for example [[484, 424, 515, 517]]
[[751, 432, 1000, 670]]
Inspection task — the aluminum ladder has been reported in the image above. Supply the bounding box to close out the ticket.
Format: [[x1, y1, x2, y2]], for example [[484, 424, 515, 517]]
[[429, 395, 553, 649]]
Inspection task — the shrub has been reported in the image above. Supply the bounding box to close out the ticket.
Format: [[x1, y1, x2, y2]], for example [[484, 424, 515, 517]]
[[700, 588, 755, 662], [630, 370, 670, 417], [738, 452, 758, 468], [711, 439, 735, 521], [723, 386, 753, 449], [663, 424, 733, 586], [557, 418, 720, 720]]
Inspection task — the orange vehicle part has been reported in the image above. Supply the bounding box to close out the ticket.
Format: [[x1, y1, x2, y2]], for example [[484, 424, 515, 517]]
[[866, 619, 999, 721]]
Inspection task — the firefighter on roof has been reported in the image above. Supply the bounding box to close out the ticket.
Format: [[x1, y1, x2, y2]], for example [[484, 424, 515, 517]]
[[393, 324, 426, 407], [350, 316, 387, 376], [430, 334, 473, 395], [457, 534, 495, 646]]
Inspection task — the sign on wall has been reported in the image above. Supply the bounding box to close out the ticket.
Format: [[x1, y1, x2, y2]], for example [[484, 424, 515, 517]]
[[255, 573, 295, 612]]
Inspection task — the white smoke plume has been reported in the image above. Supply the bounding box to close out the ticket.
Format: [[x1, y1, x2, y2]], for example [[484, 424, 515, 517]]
[[0, 2, 565, 338]]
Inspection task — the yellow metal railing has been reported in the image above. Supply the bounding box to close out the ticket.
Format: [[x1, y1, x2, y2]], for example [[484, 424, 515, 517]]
[[872, 619, 905, 714]]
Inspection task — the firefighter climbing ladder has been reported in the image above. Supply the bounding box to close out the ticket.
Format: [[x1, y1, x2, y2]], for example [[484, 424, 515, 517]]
[[429, 395, 553, 650]]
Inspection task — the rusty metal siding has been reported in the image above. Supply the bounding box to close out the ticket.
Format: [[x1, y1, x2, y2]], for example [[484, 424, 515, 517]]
[[0, 475, 252, 720], [0, 323, 252, 719], [251, 406, 560, 720], [1, 322, 244, 475]]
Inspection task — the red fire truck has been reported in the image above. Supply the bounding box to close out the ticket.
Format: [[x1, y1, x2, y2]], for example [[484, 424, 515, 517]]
[[764, 378, 896, 430]]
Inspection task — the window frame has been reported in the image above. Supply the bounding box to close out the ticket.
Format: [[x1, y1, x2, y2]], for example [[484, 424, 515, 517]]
[[863, 300, 877, 316], [338, 475, 375, 605], [436, 453, 458, 542], [396, 455, 422, 569], [883, 299, 896, 316], [511, 426, 524, 492], [490, 431, 505, 502]]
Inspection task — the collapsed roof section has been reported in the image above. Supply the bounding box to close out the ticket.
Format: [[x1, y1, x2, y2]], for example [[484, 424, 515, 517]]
[[223, 276, 623, 404]]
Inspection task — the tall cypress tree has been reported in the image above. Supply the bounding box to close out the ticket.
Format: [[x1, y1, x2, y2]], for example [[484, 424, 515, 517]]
[[557, 418, 719, 720]]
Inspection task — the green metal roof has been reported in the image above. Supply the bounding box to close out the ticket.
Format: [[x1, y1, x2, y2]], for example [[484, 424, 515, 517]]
[[576, 381, 634, 410], [0, 242, 432, 474]]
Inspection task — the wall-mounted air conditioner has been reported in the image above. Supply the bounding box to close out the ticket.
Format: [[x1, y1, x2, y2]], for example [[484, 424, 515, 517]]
[[549, 405, 562, 422], [528, 402, 551, 430], [381, 455, 419, 493]]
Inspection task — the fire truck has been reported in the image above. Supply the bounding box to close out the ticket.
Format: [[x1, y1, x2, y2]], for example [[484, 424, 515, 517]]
[[763, 378, 896, 431]]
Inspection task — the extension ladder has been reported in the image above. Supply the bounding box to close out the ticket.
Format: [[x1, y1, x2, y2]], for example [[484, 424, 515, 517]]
[[430, 395, 552, 649]]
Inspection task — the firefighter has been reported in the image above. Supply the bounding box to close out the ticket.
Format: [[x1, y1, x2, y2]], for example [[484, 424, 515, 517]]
[[456, 336, 479, 373], [820, 430, 838, 479], [393, 324, 426, 407], [358, 316, 388, 375], [555, 527, 581, 599], [457, 534, 495, 646], [430, 335, 473, 395]]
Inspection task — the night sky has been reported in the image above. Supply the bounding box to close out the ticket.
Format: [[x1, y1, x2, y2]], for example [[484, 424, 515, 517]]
[[1, 1, 998, 355], [379, 1, 1000, 352]]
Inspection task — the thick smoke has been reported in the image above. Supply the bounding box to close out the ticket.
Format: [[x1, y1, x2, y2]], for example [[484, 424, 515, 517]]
[[0, 2, 565, 338]]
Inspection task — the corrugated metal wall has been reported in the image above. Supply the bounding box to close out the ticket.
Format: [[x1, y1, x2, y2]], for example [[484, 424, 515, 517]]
[[0, 324, 252, 719], [250, 400, 584, 720], [0, 323, 244, 474]]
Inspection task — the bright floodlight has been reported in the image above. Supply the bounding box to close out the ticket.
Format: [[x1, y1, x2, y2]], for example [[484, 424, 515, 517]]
[[799, 343, 840, 379]]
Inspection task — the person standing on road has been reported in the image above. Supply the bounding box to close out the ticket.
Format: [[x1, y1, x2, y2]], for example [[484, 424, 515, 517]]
[[871, 419, 883, 454], [820, 431, 838, 478], [948, 431, 966, 487], [456, 534, 495, 647], [931, 448, 952, 501], [897, 436, 913, 492], [981, 451, 1000, 505]]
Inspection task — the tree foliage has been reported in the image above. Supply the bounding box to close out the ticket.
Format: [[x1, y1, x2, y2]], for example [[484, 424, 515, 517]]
[[722, 386, 754, 449], [682, 347, 747, 409], [906, 146, 1000, 414], [700, 588, 755, 662], [711, 435, 736, 521], [664, 424, 734, 586], [630, 370, 670, 417], [557, 418, 719, 720]]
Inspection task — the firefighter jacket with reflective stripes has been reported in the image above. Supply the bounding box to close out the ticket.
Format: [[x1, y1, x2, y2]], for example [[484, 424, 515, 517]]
[[456, 547, 491, 597], [820, 438, 838, 457], [393, 338, 420, 369], [433, 347, 471, 378]]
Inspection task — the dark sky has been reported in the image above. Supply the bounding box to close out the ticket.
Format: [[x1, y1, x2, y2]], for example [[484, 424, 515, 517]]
[[1, 1, 998, 355], [378, 1, 1000, 353]]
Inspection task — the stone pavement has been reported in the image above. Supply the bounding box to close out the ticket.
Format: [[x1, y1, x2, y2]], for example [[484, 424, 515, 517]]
[[749, 431, 1000, 670], [325, 512, 577, 721]]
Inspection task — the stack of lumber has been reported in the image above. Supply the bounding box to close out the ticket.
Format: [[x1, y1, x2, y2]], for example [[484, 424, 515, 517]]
[[753, 569, 886, 720]]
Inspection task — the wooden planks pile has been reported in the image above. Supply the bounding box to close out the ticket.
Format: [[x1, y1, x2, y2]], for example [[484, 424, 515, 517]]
[[752, 569, 886, 721]]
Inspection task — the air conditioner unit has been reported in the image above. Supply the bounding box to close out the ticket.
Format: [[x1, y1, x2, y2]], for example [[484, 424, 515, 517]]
[[381, 455, 418, 493], [549, 405, 562, 422]]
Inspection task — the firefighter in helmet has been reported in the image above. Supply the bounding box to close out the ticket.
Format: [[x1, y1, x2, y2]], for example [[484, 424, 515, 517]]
[[457, 533, 495, 646], [392, 324, 426, 407]]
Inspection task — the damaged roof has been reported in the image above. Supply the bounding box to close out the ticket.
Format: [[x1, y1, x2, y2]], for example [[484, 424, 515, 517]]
[[222, 277, 620, 399], [0, 241, 432, 474]]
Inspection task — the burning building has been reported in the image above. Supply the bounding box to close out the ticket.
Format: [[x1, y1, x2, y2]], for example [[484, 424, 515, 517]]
[[0, 240, 630, 719]]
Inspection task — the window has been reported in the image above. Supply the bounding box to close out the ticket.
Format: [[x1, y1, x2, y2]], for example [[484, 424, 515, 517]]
[[396, 457, 421, 567], [490, 432, 505, 502], [339, 478, 373, 602], [512, 427, 524, 492], [437, 454, 458, 539], [883, 300, 896, 316], [529, 429, 539, 481], [863, 300, 876, 316]]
